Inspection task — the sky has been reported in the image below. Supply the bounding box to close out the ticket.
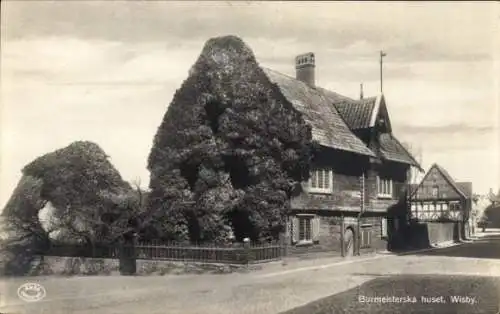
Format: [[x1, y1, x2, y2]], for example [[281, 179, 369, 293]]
[[1, 1, 499, 209]]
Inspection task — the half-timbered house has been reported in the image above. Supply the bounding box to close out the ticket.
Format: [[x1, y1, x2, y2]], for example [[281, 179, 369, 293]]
[[408, 163, 473, 246], [264, 52, 422, 256]]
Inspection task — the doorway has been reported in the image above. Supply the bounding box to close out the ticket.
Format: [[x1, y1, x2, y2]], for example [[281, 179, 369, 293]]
[[344, 227, 355, 256]]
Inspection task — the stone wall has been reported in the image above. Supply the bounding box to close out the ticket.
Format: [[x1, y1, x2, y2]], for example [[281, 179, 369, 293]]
[[25, 256, 255, 277]]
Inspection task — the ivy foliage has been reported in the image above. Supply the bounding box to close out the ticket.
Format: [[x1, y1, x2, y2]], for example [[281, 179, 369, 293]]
[[1, 141, 144, 275], [22, 141, 132, 210], [148, 35, 313, 243]]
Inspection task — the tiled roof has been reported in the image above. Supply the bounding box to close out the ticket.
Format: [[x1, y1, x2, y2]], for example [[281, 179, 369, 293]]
[[334, 97, 378, 130], [315, 87, 354, 104], [261, 66, 421, 167], [432, 164, 467, 199], [263, 68, 375, 157], [456, 182, 473, 199], [379, 133, 422, 168]]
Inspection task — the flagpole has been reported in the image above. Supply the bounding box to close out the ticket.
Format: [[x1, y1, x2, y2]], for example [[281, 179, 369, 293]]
[[380, 51, 386, 93]]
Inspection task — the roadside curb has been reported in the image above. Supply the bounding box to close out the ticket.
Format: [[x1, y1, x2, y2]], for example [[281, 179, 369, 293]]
[[256, 254, 389, 278], [395, 242, 464, 256], [257, 240, 475, 278]]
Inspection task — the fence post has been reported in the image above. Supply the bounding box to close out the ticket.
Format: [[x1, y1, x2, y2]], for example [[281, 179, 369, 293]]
[[243, 238, 250, 267], [280, 232, 288, 265], [340, 215, 345, 257]]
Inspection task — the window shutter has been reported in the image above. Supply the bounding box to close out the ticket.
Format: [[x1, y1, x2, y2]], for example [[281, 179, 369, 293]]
[[376, 176, 380, 194], [312, 216, 320, 242], [311, 171, 317, 188], [291, 216, 299, 243], [381, 218, 388, 237], [286, 216, 292, 237]]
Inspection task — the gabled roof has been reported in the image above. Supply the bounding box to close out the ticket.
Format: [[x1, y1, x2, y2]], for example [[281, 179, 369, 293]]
[[334, 96, 378, 130], [263, 68, 375, 157], [334, 94, 392, 134], [432, 164, 467, 199], [379, 133, 423, 169], [261, 65, 420, 168], [411, 163, 468, 199], [456, 182, 473, 199]]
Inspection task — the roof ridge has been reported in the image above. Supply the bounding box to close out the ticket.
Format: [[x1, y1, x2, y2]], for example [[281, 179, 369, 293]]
[[261, 67, 354, 101], [261, 67, 299, 83], [432, 164, 467, 199], [336, 96, 378, 104], [262, 67, 375, 157]]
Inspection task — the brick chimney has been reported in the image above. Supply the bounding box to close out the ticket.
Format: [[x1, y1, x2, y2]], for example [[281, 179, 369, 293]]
[[295, 52, 315, 88]]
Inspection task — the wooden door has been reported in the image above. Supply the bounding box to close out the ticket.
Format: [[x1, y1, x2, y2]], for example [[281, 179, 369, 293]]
[[344, 228, 354, 256]]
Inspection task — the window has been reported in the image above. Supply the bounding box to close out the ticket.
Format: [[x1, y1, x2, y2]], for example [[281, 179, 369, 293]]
[[309, 169, 332, 193], [450, 202, 461, 211], [432, 186, 439, 198], [417, 203, 423, 212], [410, 203, 417, 219], [376, 176, 393, 198], [381, 218, 388, 237], [298, 216, 312, 242], [361, 229, 371, 248]]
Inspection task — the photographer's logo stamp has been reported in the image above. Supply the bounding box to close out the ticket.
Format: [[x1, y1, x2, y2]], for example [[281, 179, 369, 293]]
[[17, 283, 46, 302]]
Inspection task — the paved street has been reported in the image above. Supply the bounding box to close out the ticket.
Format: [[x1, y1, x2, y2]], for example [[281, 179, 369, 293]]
[[283, 232, 500, 314], [1, 232, 500, 314], [281, 274, 499, 314]]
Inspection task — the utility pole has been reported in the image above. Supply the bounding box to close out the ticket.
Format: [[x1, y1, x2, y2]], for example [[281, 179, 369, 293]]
[[380, 51, 387, 93]]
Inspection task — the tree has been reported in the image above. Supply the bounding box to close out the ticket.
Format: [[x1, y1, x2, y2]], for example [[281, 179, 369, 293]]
[[147, 35, 313, 243], [1, 141, 144, 275]]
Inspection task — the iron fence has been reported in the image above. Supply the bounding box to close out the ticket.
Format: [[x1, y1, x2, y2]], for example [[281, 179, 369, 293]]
[[44, 241, 283, 265]]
